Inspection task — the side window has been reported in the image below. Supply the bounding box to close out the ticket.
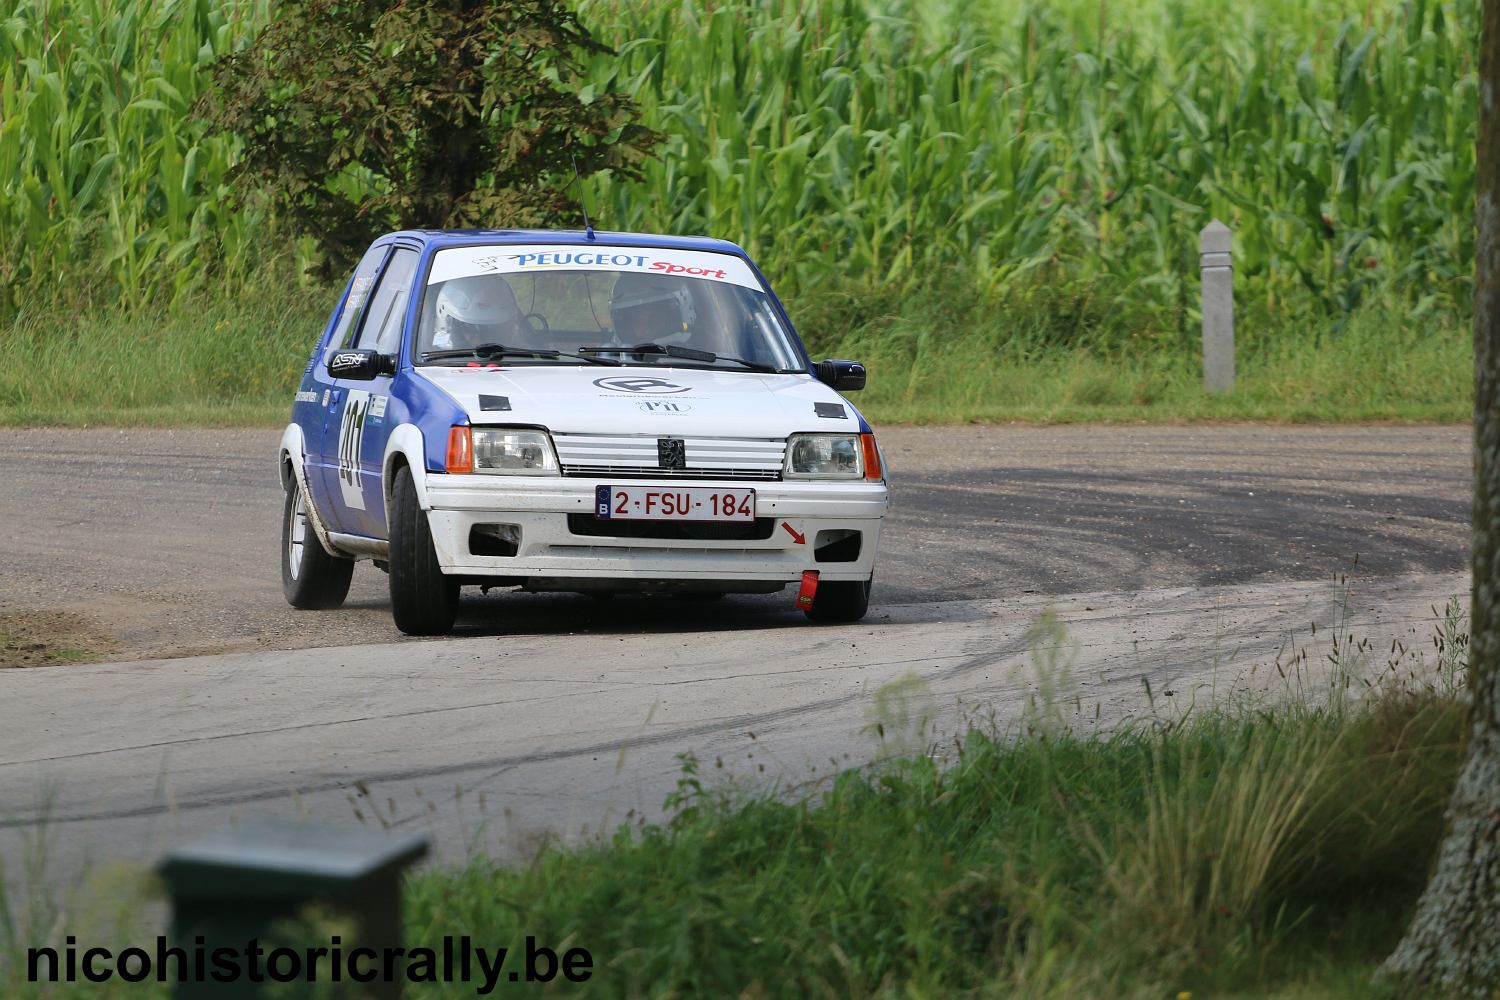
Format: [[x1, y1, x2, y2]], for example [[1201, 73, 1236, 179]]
[[358, 248, 419, 357], [328, 244, 389, 354]]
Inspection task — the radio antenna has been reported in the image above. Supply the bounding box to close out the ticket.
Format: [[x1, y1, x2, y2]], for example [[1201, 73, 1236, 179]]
[[570, 154, 596, 240]]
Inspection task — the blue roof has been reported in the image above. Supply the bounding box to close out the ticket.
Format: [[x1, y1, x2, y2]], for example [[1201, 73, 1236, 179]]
[[387, 229, 747, 255]]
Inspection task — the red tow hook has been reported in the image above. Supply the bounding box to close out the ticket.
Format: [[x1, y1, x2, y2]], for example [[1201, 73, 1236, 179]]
[[796, 570, 820, 610]]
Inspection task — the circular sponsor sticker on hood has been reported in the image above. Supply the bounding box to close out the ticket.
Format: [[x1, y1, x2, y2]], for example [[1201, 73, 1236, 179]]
[[593, 376, 692, 394]]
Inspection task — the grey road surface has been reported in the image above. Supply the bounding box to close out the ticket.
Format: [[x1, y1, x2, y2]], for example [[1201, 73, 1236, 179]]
[[0, 425, 1471, 661], [0, 424, 1473, 906], [0, 573, 1470, 902]]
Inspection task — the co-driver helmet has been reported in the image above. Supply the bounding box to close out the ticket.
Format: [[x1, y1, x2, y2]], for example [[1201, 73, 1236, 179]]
[[609, 273, 697, 342]]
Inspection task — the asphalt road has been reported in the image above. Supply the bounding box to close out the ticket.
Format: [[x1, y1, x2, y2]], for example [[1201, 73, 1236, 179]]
[[0, 424, 1472, 663], [0, 424, 1474, 907]]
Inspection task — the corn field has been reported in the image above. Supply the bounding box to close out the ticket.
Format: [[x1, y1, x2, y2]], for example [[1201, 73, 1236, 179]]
[[0, 0, 1479, 342], [0, 0, 274, 309]]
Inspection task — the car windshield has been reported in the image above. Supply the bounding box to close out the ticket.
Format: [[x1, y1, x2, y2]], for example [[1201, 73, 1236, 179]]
[[415, 244, 804, 372]]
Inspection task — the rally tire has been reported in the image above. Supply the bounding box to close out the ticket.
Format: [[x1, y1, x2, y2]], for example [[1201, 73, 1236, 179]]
[[389, 466, 459, 635], [281, 478, 354, 610], [804, 576, 872, 624]]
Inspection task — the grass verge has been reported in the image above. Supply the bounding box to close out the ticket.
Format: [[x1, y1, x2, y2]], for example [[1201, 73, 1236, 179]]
[[800, 276, 1473, 424], [0, 606, 1471, 997], [0, 274, 1473, 428], [0, 613, 113, 668], [0, 272, 318, 429], [398, 686, 1463, 996]]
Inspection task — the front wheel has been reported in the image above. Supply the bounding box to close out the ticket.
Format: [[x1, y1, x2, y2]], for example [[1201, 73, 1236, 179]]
[[388, 466, 459, 635], [281, 477, 354, 610], [804, 576, 872, 624]]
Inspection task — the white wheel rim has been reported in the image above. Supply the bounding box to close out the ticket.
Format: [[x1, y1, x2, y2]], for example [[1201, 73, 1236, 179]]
[[288, 489, 307, 580]]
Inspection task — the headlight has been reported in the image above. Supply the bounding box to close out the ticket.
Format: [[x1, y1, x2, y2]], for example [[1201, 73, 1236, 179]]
[[471, 428, 559, 475], [784, 433, 863, 479]]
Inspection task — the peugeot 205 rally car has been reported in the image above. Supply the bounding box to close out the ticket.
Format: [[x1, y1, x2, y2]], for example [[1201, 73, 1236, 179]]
[[279, 229, 888, 635]]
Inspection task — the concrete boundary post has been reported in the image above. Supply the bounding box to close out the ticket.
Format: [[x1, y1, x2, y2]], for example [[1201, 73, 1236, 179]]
[[1199, 219, 1235, 393]]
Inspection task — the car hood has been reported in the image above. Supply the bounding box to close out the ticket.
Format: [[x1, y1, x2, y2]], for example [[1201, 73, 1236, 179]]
[[415, 365, 863, 437]]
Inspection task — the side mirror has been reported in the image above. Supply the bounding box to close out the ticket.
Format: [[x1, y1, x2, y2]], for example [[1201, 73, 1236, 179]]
[[815, 359, 866, 392], [327, 349, 393, 380]]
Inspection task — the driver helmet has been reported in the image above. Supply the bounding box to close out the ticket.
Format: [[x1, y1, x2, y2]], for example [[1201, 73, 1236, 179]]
[[609, 273, 697, 343], [433, 276, 523, 350]]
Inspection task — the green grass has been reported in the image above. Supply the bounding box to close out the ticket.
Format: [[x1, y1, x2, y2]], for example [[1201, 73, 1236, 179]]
[[0, 271, 1470, 427], [808, 277, 1474, 424], [0, 268, 318, 427], [394, 675, 1465, 997]]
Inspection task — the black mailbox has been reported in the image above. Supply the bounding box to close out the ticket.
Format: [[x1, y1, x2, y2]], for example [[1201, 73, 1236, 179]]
[[158, 823, 428, 999]]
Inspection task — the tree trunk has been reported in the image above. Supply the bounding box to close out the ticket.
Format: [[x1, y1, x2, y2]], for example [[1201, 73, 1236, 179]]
[[1382, 0, 1500, 992]]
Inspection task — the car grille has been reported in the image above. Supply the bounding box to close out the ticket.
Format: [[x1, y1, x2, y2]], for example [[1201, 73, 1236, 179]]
[[552, 434, 785, 481], [567, 514, 776, 541]]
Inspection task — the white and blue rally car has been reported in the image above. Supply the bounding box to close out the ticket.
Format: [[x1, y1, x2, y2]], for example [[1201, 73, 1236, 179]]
[[279, 229, 889, 635]]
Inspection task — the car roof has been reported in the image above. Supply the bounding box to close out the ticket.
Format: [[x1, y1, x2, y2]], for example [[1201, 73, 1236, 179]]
[[385, 229, 749, 256]]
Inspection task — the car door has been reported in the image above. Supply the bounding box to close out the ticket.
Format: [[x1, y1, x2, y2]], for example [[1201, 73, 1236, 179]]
[[305, 243, 389, 531], [320, 244, 420, 539]]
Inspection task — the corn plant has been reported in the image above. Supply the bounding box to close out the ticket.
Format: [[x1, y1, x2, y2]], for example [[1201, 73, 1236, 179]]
[[576, 0, 1478, 344], [0, 0, 270, 311], [0, 0, 1481, 349]]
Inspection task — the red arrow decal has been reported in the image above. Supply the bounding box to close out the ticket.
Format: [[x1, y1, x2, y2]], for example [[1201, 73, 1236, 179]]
[[781, 522, 806, 545]]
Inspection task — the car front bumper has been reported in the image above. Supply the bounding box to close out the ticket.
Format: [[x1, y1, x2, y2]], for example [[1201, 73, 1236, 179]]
[[422, 475, 888, 589]]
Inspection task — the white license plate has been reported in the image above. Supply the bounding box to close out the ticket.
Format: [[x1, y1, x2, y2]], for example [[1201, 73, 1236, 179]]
[[594, 485, 756, 522]]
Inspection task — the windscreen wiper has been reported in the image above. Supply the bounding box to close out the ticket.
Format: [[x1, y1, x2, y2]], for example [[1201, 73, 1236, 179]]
[[576, 342, 681, 359], [420, 343, 620, 365], [703, 354, 783, 373], [576, 343, 782, 372]]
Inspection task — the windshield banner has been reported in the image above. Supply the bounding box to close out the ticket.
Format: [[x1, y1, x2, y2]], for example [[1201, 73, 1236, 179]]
[[427, 244, 763, 291]]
